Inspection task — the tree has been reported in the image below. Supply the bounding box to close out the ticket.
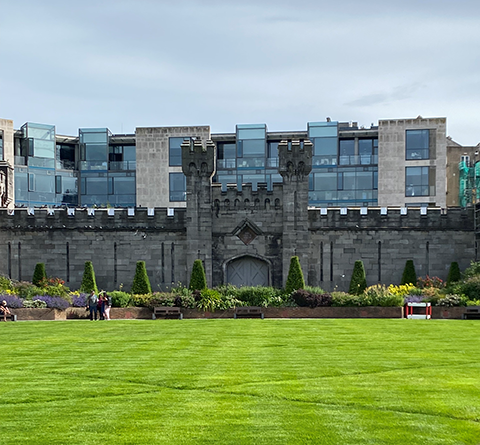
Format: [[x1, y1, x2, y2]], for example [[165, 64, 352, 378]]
[[131, 261, 152, 294], [447, 261, 461, 286], [80, 261, 98, 294], [285, 256, 305, 294], [189, 259, 207, 291], [401, 260, 417, 285], [349, 260, 367, 295], [32, 263, 47, 286]]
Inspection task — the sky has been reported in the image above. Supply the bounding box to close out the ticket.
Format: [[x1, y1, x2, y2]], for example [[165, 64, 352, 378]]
[[1, 0, 480, 145]]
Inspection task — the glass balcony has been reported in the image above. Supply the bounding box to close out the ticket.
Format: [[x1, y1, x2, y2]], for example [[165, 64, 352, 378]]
[[339, 155, 378, 166], [15, 156, 26, 166], [108, 161, 137, 171], [266, 158, 278, 168], [79, 161, 108, 171], [217, 159, 236, 169], [312, 155, 337, 167]]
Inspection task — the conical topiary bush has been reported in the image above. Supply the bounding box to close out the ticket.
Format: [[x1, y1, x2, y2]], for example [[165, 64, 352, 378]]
[[285, 256, 305, 294], [131, 261, 152, 294], [401, 259, 417, 285], [32, 263, 47, 286], [447, 261, 461, 286], [349, 260, 367, 295], [189, 259, 207, 291], [80, 261, 98, 294]]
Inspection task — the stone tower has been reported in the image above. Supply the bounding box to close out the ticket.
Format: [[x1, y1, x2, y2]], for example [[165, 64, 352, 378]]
[[278, 139, 313, 286], [181, 138, 216, 286]]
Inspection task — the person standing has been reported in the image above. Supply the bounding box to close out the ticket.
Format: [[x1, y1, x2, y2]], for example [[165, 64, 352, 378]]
[[86, 291, 98, 321], [103, 292, 112, 320], [97, 292, 105, 320], [0, 300, 11, 322]]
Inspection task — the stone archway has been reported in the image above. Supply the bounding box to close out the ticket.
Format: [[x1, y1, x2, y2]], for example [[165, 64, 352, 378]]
[[226, 256, 269, 287]]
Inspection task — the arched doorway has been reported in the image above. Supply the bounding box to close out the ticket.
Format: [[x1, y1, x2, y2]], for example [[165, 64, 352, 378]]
[[226, 256, 269, 287]]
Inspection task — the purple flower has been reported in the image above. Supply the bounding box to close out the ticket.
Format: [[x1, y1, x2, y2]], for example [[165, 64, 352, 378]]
[[404, 295, 425, 304], [34, 295, 70, 310], [0, 294, 24, 308], [72, 294, 87, 307]]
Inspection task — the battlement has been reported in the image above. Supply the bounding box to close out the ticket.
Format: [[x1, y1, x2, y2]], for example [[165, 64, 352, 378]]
[[0, 207, 186, 232], [212, 183, 283, 210], [181, 138, 216, 178], [308, 206, 473, 231]]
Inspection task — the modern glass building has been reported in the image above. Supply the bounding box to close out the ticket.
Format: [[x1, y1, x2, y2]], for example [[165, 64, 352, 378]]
[[7, 116, 447, 209]]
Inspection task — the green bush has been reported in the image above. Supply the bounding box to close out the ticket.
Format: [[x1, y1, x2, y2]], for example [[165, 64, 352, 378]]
[[363, 285, 404, 307], [285, 256, 305, 294], [130, 293, 153, 307], [234, 286, 284, 307], [446, 262, 461, 286], [331, 292, 364, 307], [189, 260, 207, 291], [80, 262, 98, 294], [131, 261, 152, 295], [458, 276, 480, 301], [0, 275, 13, 293], [436, 294, 466, 307], [463, 261, 480, 279], [401, 260, 417, 285], [109, 291, 132, 308], [12, 281, 45, 299], [196, 288, 222, 312], [32, 263, 47, 286], [349, 260, 367, 295]]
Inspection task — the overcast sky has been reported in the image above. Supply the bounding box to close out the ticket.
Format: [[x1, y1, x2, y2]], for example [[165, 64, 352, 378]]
[[1, 0, 479, 145]]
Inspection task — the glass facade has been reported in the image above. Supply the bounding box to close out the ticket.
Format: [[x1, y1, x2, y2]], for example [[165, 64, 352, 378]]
[[169, 172, 186, 201], [406, 129, 429, 160], [406, 166, 435, 197], [307, 121, 378, 207]]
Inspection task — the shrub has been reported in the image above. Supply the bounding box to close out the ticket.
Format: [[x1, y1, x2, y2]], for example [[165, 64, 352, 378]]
[[291, 289, 332, 308], [349, 260, 367, 295], [131, 261, 152, 295], [401, 260, 417, 285], [23, 299, 47, 308], [38, 277, 70, 297], [12, 281, 45, 299], [363, 285, 404, 307], [388, 283, 416, 297], [109, 291, 132, 308], [0, 276, 13, 293], [196, 288, 222, 312], [32, 263, 47, 286], [189, 260, 207, 291], [131, 293, 153, 307], [463, 261, 480, 279], [417, 275, 444, 289], [80, 262, 98, 294], [148, 292, 176, 308], [458, 276, 480, 301], [72, 293, 88, 307], [447, 262, 461, 286], [285, 256, 305, 294], [331, 292, 364, 307], [435, 294, 466, 307], [32, 295, 70, 310], [234, 286, 284, 307]]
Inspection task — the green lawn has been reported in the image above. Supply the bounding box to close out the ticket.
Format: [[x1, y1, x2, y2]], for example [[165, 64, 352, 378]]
[[0, 319, 479, 444]]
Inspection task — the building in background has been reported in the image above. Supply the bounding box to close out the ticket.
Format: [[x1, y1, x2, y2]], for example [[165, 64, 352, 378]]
[[0, 115, 471, 210]]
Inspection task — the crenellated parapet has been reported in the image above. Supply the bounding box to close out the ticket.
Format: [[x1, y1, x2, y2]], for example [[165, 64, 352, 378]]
[[181, 138, 216, 179], [212, 183, 283, 213], [278, 139, 313, 183]]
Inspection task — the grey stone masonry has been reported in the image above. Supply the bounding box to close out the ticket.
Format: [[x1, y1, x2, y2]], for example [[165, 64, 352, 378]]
[[181, 138, 216, 286], [279, 139, 313, 286]]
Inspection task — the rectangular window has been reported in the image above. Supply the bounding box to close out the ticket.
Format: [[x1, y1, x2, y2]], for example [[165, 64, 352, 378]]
[[169, 172, 186, 201], [339, 139, 355, 165], [406, 166, 435, 196], [55, 176, 62, 194], [169, 137, 187, 166], [406, 130, 429, 160], [28, 173, 35, 191], [460, 155, 470, 166]]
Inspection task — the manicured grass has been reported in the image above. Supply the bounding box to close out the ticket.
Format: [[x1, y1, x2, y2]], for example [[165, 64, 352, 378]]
[[0, 319, 479, 444]]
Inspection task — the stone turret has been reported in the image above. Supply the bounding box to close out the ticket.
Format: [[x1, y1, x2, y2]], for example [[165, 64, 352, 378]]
[[181, 138, 216, 286], [278, 139, 313, 286]]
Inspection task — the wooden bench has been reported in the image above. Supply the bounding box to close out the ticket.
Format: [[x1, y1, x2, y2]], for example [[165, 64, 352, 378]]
[[0, 312, 17, 322], [463, 307, 480, 320], [153, 306, 183, 320], [234, 306, 264, 319]]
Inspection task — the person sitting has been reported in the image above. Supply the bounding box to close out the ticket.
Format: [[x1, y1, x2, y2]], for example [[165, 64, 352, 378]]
[[0, 300, 11, 322]]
